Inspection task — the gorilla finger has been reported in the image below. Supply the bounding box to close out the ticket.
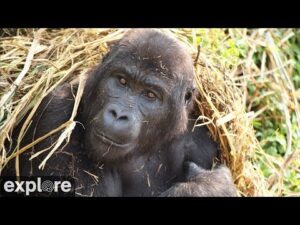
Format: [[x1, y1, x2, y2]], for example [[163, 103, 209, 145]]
[[183, 161, 206, 180]]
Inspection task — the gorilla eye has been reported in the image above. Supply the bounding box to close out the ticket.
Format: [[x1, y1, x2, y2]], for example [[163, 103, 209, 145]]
[[145, 91, 156, 99], [119, 77, 127, 86], [185, 91, 192, 103]]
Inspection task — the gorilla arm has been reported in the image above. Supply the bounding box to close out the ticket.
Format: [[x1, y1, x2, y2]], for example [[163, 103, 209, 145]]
[[160, 125, 238, 197], [160, 162, 237, 197]]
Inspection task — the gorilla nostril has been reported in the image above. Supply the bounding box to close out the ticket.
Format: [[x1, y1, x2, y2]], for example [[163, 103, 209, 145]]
[[108, 108, 128, 121], [110, 109, 117, 118], [119, 115, 128, 121]]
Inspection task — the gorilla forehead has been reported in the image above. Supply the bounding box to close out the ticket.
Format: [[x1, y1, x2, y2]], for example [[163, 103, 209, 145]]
[[111, 29, 194, 85]]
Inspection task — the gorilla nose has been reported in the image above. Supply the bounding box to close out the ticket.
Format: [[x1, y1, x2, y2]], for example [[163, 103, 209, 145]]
[[109, 108, 129, 121], [100, 105, 139, 144], [101, 104, 138, 133]]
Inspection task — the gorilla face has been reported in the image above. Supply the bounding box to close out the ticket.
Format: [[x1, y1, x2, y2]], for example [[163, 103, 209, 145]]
[[84, 60, 177, 162], [82, 29, 195, 163]]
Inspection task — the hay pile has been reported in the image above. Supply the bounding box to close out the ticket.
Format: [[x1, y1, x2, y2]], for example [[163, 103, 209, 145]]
[[0, 28, 299, 196]]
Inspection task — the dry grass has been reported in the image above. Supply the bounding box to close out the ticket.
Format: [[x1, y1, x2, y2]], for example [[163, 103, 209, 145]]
[[0, 28, 124, 175], [0, 28, 299, 196]]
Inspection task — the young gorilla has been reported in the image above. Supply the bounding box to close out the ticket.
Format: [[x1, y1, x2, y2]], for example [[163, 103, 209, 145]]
[[4, 29, 237, 196]]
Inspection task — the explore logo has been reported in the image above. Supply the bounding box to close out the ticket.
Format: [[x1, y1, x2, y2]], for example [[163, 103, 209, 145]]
[[0, 176, 75, 197]]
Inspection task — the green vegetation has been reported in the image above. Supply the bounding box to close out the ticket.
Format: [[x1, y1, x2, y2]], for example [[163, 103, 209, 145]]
[[184, 29, 300, 195]]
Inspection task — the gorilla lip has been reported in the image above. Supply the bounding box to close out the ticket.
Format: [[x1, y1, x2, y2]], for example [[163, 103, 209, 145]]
[[92, 128, 131, 148]]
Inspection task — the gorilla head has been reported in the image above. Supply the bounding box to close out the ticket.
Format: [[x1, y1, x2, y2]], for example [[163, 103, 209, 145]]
[[81, 29, 195, 163]]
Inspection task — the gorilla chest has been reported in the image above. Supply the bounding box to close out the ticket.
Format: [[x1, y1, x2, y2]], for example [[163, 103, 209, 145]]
[[120, 151, 185, 196]]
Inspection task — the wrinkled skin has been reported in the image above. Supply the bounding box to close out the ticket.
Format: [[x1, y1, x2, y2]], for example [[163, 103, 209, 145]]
[[3, 29, 237, 197]]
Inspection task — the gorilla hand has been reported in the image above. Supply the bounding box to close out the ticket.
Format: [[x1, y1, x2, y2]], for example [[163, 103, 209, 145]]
[[160, 162, 237, 197], [101, 168, 122, 197]]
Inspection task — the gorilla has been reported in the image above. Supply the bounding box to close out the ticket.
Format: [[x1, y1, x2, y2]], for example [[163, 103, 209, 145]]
[[3, 29, 237, 197]]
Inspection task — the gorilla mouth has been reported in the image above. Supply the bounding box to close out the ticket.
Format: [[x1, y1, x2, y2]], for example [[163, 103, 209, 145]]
[[92, 129, 131, 148]]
